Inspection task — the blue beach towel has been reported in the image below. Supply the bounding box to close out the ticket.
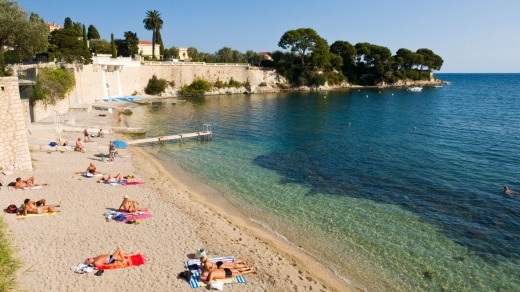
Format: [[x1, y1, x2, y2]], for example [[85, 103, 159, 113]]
[[183, 256, 246, 288]]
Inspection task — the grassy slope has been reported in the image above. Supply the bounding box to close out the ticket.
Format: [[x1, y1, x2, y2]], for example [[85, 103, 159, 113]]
[[0, 216, 20, 292]]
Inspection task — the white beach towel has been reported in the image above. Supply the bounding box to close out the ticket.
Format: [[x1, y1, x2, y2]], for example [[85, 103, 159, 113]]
[[71, 263, 95, 274]]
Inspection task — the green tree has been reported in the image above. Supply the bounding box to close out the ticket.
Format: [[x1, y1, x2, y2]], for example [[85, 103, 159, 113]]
[[87, 25, 100, 40], [89, 39, 111, 55], [163, 46, 178, 60], [187, 47, 198, 60], [416, 48, 443, 71], [143, 10, 163, 60], [49, 26, 91, 63], [116, 31, 139, 57], [278, 28, 323, 67], [155, 29, 164, 57], [0, 2, 48, 73], [82, 25, 88, 50], [330, 40, 357, 82], [64, 17, 73, 29], [72, 22, 82, 37], [110, 33, 116, 58], [245, 50, 259, 65]]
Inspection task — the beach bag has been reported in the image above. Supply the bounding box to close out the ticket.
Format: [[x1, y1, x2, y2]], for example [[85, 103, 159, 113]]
[[49, 142, 57, 147], [113, 214, 127, 222], [5, 204, 17, 214]]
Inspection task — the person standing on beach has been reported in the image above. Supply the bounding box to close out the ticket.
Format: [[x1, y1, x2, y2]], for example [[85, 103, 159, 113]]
[[108, 141, 116, 162], [84, 129, 91, 142]]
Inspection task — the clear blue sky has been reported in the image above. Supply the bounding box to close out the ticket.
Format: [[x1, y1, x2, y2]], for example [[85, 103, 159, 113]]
[[17, 0, 520, 73]]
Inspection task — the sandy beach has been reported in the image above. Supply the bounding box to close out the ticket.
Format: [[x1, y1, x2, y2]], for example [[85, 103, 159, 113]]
[[0, 109, 351, 291]]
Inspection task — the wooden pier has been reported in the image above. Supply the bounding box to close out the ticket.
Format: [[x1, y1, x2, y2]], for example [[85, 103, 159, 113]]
[[126, 125, 212, 145]]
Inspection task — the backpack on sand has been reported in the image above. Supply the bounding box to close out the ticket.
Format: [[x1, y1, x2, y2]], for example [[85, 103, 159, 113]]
[[5, 204, 18, 214]]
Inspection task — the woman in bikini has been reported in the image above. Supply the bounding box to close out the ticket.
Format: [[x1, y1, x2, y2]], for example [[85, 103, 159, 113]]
[[200, 256, 248, 271], [118, 195, 147, 213], [85, 163, 103, 175]]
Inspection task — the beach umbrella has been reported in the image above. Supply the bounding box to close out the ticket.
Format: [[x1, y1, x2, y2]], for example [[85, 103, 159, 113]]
[[113, 140, 128, 149]]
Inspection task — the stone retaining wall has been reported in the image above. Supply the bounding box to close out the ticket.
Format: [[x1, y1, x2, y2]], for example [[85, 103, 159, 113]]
[[0, 77, 32, 170]]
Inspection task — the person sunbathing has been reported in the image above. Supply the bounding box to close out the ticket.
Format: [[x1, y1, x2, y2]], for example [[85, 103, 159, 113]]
[[85, 247, 126, 269], [98, 129, 105, 138], [56, 139, 68, 146], [119, 195, 147, 213], [200, 266, 256, 285], [14, 176, 47, 189], [200, 256, 248, 271], [86, 163, 103, 175], [75, 138, 85, 152], [99, 173, 123, 183], [22, 198, 60, 216], [84, 129, 91, 142]]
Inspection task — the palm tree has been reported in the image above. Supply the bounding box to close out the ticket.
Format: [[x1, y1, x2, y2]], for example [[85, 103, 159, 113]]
[[143, 10, 163, 60]]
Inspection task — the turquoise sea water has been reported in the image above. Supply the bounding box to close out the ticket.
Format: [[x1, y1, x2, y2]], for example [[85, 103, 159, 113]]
[[126, 74, 520, 291]]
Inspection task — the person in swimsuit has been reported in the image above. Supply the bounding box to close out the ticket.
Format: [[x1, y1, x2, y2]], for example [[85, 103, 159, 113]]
[[119, 195, 147, 213], [108, 141, 116, 162], [75, 138, 85, 152], [200, 267, 256, 285], [99, 173, 123, 183], [14, 177, 47, 189], [504, 186, 519, 195], [85, 163, 103, 175], [22, 198, 60, 216], [200, 256, 248, 271], [85, 247, 126, 268], [84, 129, 91, 142]]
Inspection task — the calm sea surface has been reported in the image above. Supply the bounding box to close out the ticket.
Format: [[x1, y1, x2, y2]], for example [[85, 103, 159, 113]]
[[126, 74, 520, 291]]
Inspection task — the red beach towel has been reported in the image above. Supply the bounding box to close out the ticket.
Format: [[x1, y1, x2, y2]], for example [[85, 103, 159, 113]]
[[122, 181, 145, 186], [97, 254, 146, 270]]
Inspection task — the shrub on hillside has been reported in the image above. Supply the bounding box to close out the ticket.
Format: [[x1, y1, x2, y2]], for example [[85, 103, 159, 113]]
[[144, 75, 167, 95], [33, 67, 75, 104], [213, 79, 226, 89], [228, 77, 243, 88], [181, 78, 211, 96]]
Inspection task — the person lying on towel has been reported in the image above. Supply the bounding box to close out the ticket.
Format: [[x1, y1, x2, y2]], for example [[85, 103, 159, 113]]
[[200, 267, 257, 285], [98, 173, 123, 183], [200, 256, 248, 271], [14, 176, 47, 189], [85, 247, 126, 269], [119, 195, 147, 213], [22, 198, 60, 215]]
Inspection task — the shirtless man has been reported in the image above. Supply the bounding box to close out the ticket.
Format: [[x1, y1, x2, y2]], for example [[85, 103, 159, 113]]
[[98, 129, 105, 138], [200, 266, 256, 285], [75, 138, 85, 152], [119, 195, 147, 213], [14, 177, 47, 189], [85, 247, 126, 268], [22, 198, 60, 216]]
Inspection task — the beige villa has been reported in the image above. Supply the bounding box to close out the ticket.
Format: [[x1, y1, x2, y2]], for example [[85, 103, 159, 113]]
[[138, 40, 161, 58]]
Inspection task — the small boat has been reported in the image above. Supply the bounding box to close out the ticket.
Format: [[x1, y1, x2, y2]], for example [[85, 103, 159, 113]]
[[407, 86, 423, 92], [433, 85, 443, 88]]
